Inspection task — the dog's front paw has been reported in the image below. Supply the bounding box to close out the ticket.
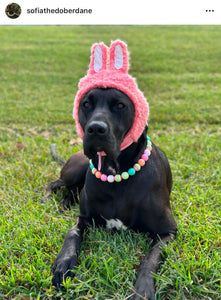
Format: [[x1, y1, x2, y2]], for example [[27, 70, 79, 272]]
[[131, 276, 155, 300], [52, 254, 78, 289], [131, 291, 155, 300]]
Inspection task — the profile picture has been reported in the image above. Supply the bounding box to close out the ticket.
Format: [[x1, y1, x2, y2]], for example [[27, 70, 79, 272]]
[[5, 3, 21, 19]]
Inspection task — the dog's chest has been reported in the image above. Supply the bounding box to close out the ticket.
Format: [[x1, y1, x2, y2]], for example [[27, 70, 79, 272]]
[[87, 177, 135, 230]]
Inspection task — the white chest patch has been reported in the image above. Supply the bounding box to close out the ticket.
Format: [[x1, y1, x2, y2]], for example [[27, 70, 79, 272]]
[[103, 217, 128, 230]]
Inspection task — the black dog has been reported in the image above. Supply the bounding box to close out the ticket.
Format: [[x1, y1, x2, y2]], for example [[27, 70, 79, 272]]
[[49, 87, 177, 300]]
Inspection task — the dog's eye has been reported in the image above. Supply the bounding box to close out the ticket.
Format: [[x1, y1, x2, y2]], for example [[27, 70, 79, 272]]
[[117, 103, 125, 109], [83, 101, 90, 108]]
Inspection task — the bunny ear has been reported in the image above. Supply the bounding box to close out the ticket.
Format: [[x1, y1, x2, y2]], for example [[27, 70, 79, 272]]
[[88, 42, 108, 75], [109, 40, 129, 73]]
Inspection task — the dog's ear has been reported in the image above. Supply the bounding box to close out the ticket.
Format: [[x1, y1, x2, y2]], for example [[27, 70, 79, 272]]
[[88, 43, 108, 75], [109, 40, 129, 73]]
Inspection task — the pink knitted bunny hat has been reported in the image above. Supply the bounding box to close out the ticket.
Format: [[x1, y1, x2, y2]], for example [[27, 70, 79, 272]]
[[73, 40, 149, 151]]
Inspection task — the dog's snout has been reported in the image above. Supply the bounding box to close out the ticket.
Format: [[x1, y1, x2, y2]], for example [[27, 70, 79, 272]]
[[87, 121, 108, 136]]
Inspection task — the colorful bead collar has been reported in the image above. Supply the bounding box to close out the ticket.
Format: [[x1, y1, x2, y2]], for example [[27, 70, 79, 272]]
[[89, 137, 152, 183]]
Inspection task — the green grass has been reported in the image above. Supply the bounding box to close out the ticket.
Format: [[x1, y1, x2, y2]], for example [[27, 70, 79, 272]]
[[0, 26, 220, 299]]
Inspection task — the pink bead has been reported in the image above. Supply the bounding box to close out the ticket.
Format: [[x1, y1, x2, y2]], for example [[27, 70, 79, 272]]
[[107, 175, 115, 183], [101, 174, 107, 182], [141, 154, 149, 161], [144, 149, 151, 156]]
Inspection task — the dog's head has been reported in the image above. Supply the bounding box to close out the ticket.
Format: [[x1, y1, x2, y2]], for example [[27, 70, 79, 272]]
[[78, 88, 135, 160], [73, 40, 149, 161]]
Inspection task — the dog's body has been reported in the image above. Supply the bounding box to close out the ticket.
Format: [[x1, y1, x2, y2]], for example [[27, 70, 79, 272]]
[[49, 87, 177, 300]]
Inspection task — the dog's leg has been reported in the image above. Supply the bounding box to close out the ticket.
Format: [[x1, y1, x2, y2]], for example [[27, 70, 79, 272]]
[[45, 178, 65, 197], [52, 216, 89, 289], [132, 234, 173, 300], [45, 150, 89, 206], [40, 179, 65, 204]]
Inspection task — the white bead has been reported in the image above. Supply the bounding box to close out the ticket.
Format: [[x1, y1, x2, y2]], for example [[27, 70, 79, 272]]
[[107, 175, 115, 183]]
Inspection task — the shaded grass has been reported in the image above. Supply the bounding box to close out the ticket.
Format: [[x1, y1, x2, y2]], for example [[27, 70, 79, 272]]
[[0, 26, 220, 299]]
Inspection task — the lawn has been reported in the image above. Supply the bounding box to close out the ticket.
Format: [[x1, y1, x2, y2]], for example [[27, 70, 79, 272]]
[[0, 26, 220, 300]]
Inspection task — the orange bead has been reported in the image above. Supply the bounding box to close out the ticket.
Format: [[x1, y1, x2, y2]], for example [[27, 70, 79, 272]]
[[95, 171, 102, 179], [138, 159, 145, 166]]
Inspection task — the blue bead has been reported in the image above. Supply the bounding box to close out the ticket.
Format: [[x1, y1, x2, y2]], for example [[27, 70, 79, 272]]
[[128, 168, 136, 176], [90, 164, 94, 169]]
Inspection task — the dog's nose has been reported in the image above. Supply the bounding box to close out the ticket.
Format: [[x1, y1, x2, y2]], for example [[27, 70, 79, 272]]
[[87, 121, 108, 136]]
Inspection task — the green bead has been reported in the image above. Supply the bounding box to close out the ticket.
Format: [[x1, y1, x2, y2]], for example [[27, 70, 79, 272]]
[[115, 175, 122, 182], [92, 168, 97, 174], [128, 168, 136, 176], [122, 172, 129, 180], [133, 163, 141, 171]]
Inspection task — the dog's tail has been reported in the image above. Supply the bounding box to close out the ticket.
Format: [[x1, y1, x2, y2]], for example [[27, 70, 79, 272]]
[[50, 143, 66, 166]]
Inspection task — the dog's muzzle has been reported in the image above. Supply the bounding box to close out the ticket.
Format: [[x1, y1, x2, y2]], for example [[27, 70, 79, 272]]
[[83, 119, 120, 161]]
